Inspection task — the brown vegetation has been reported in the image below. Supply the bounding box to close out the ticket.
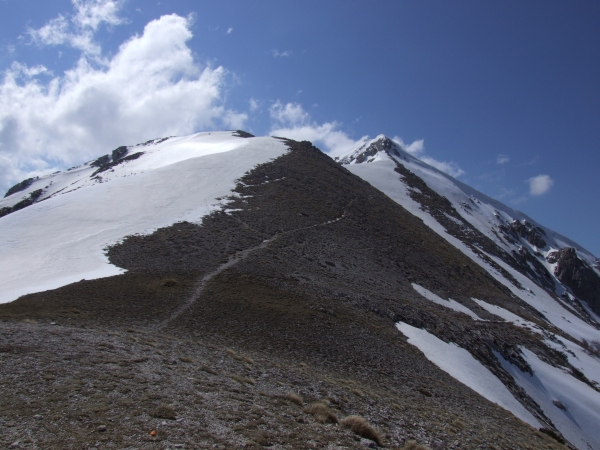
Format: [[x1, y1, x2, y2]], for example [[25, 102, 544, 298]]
[[151, 403, 176, 420], [340, 415, 382, 445], [303, 402, 338, 424]]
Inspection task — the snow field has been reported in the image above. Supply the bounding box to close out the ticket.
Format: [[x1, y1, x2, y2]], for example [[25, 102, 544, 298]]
[[0, 132, 289, 304]]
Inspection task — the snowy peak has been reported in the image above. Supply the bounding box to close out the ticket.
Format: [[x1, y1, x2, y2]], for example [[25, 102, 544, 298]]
[[334, 135, 409, 165], [335, 133, 600, 320]]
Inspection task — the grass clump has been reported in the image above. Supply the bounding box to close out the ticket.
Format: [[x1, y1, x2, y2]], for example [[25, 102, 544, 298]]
[[161, 278, 177, 287], [230, 374, 255, 385], [340, 415, 382, 446], [151, 403, 176, 420], [303, 402, 338, 424], [285, 392, 303, 405]]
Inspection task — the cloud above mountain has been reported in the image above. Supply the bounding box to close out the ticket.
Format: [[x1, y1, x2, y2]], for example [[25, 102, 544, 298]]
[[528, 174, 554, 196], [0, 5, 246, 192], [393, 136, 465, 178], [269, 101, 361, 156]]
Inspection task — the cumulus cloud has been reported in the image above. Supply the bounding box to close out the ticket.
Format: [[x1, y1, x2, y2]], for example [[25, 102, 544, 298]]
[[27, 0, 125, 55], [269, 101, 362, 155], [497, 154, 510, 165], [393, 136, 465, 178], [0, 13, 246, 192], [528, 174, 554, 196], [270, 101, 309, 126]]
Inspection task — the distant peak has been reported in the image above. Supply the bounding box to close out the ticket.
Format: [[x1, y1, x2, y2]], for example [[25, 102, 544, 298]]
[[335, 134, 401, 165]]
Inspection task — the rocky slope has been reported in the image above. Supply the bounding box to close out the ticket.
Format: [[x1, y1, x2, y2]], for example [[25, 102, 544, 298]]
[[1, 133, 599, 449]]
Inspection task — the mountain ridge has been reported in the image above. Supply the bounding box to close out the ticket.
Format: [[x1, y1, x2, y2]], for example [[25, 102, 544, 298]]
[[1, 132, 599, 449]]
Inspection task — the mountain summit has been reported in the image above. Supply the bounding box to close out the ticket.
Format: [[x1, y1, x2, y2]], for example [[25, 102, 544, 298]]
[[1, 131, 599, 449]]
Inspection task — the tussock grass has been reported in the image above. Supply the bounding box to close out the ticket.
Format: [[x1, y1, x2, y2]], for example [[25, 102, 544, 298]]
[[151, 403, 176, 420], [200, 364, 217, 375], [303, 402, 338, 424], [351, 388, 363, 397], [340, 415, 382, 445], [230, 374, 255, 385], [285, 392, 303, 405]]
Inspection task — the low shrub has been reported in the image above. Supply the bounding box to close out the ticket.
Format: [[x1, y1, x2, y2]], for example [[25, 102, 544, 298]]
[[339, 415, 382, 446], [303, 402, 338, 424]]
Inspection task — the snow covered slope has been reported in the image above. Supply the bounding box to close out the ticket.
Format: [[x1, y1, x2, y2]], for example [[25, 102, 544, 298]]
[[335, 135, 600, 450], [335, 135, 600, 321], [0, 131, 288, 304]]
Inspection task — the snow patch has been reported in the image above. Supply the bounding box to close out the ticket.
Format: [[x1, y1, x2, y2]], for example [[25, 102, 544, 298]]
[[396, 322, 540, 428], [473, 298, 542, 333], [412, 284, 481, 320], [497, 348, 600, 450]]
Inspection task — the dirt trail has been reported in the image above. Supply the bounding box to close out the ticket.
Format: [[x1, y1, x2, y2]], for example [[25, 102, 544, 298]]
[[156, 200, 354, 330]]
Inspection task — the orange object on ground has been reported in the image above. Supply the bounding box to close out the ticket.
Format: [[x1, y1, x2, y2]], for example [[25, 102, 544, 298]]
[[150, 430, 157, 437]]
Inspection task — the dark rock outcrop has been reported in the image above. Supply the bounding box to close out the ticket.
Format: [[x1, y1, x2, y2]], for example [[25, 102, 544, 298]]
[[507, 220, 547, 248], [0, 189, 44, 218], [554, 247, 600, 314], [233, 130, 255, 138], [4, 177, 36, 198]]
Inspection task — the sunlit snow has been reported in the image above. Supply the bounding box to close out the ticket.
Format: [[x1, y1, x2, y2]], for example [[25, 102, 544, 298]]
[[472, 298, 541, 333], [412, 283, 481, 320], [396, 321, 540, 428], [497, 348, 600, 450], [0, 132, 288, 304]]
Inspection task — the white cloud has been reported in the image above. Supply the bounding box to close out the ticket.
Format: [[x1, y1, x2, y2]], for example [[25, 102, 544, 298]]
[[269, 102, 465, 178], [227, 27, 233, 34], [528, 174, 554, 196], [269, 101, 362, 155], [272, 49, 292, 58], [393, 136, 464, 178], [73, 0, 124, 29], [249, 98, 259, 112], [393, 135, 424, 156], [0, 13, 246, 192], [497, 154, 510, 165], [26, 0, 125, 55], [270, 101, 309, 126]]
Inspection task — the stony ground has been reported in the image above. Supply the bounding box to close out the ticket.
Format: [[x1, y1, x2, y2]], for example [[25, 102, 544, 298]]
[[0, 139, 571, 449]]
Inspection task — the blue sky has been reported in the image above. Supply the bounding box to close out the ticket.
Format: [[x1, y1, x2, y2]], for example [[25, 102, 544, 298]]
[[0, 0, 599, 256]]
